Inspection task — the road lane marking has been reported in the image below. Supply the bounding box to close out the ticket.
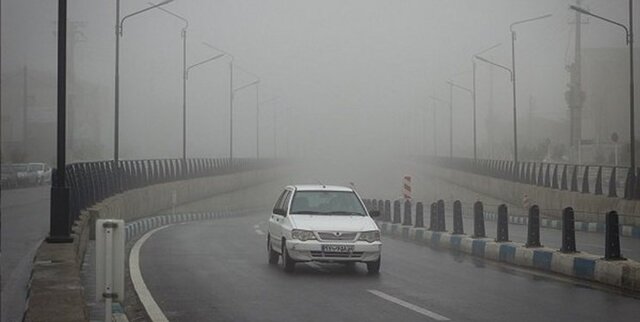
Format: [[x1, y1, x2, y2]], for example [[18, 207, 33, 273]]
[[130, 225, 173, 322], [306, 262, 330, 273], [255, 229, 265, 235], [367, 289, 450, 321]]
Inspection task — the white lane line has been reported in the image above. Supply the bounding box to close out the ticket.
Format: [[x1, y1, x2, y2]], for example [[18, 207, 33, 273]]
[[130, 225, 173, 322], [367, 289, 450, 321], [255, 229, 265, 235], [254, 224, 260, 229]]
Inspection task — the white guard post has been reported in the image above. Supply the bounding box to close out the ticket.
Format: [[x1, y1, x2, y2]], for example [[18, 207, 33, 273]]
[[96, 219, 125, 322]]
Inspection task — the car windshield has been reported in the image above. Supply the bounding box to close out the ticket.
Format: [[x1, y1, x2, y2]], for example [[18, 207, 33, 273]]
[[289, 191, 366, 216]]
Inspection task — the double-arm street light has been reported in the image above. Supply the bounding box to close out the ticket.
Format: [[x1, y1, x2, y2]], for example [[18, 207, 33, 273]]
[[509, 13, 552, 167], [570, 2, 635, 197], [114, 0, 174, 162], [472, 43, 501, 161], [429, 96, 448, 157], [446, 80, 473, 158]]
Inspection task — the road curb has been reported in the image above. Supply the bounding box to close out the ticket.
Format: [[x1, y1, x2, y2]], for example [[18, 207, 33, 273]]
[[482, 212, 640, 239], [376, 221, 640, 292]]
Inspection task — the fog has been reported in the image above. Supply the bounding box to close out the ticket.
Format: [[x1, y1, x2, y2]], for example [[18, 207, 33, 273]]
[[2, 0, 638, 168]]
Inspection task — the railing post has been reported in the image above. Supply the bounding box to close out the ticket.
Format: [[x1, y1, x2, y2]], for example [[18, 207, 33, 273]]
[[393, 200, 401, 224], [452, 200, 464, 235], [429, 202, 437, 231], [582, 165, 590, 194], [544, 163, 551, 187], [415, 202, 424, 228], [570, 165, 578, 192], [403, 200, 412, 226], [624, 168, 633, 199], [560, 207, 577, 253], [526, 205, 542, 247], [561, 164, 568, 190], [496, 204, 509, 242], [608, 167, 617, 198], [384, 200, 391, 222], [436, 199, 446, 232], [552, 164, 559, 189], [604, 211, 625, 260], [595, 166, 603, 195], [473, 201, 485, 238]]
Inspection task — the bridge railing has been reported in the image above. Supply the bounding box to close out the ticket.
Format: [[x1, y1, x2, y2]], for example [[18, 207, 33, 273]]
[[427, 156, 638, 199], [58, 158, 277, 224]]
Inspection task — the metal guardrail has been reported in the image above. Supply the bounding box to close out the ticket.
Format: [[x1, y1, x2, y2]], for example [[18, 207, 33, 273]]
[[58, 158, 276, 224], [427, 156, 638, 199]]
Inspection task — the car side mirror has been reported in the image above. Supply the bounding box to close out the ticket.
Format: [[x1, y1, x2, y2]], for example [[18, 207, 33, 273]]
[[273, 208, 286, 216], [369, 210, 380, 217]]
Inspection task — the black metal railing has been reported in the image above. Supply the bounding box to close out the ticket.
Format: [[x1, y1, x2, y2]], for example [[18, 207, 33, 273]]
[[427, 156, 638, 199], [58, 158, 277, 225]]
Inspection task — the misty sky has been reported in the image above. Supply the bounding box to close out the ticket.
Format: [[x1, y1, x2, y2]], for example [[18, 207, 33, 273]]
[[1, 0, 638, 161]]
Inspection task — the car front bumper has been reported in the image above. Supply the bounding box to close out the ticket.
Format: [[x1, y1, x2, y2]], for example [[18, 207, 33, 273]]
[[286, 240, 381, 262]]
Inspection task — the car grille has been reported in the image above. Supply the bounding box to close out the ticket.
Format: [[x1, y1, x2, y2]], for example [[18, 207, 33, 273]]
[[310, 251, 364, 258], [317, 232, 357, 241]]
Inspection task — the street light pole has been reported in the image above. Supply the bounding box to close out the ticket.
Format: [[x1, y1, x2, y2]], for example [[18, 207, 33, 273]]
[[149, 4, 189, 160], [113, 0, 174, 162], [570, 2, 635, 197], [510, 13, 552, 168], [185, 53, 226, 157], [429, 96, 448, 157], [447, 80, 473, 159], [472, 44, 501, 161], [48, 0, 72, 243]]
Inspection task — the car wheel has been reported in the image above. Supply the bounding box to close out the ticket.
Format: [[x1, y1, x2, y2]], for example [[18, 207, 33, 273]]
[[281, 240, 295, 273], [267, 236, 279, 265], [366, 256, 381, 274]]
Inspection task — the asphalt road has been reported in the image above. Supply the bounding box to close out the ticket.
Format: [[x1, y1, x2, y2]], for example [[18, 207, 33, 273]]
[[138, 211, 640, 322], [1, 185, 50, 322]]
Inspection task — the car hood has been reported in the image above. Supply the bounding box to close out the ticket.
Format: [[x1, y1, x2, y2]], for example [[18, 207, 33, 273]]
[[289, 214, 378, 232]]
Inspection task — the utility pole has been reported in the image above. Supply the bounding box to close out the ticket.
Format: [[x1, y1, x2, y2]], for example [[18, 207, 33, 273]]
[[22, 65, 28, 152], [566, 0, 586, 162]]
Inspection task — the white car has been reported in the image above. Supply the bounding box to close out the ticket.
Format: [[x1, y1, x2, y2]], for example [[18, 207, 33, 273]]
[[267, 184, 382, 274]]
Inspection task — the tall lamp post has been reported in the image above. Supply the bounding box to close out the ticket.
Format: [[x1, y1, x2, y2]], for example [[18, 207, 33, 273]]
[[203, 43, 235, 160], [185, 53, 227, 158], [233, 78, 260, 157], [570, 2, 635, 197], [48, 0, 72, 243], [472, 43, 501, 161], [114, 0, 174, 162], [429, 96, 448, 157], [446, 80, 473, 158], [148, 4, 189, 160], [474, 55, 514, 162], [510, 13, 552, 167]]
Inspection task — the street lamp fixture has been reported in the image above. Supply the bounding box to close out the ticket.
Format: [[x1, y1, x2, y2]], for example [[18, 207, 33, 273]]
[[570, 2, 635, 197], [114, 0, 175, 162]]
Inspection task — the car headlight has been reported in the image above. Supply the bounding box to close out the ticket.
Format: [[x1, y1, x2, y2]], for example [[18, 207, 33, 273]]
[[358, 231, 380, 243], [291, 229, 316, 241]]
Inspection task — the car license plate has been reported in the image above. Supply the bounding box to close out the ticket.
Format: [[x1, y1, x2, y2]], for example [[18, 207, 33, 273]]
[[321, 244, 354, 252]]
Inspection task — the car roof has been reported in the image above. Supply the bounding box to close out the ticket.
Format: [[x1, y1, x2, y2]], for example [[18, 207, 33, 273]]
[[286, 184, 354, 192]]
